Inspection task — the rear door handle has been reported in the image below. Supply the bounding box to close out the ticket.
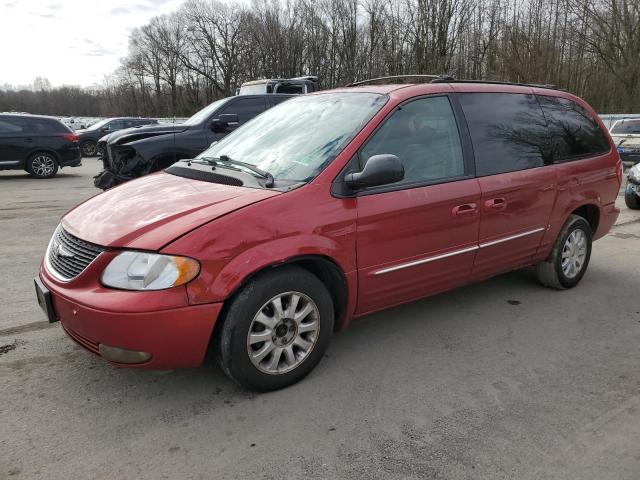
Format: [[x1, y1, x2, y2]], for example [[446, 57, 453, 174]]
[[452, 203, 477, 217], [484, 197, 507, 211], [24, 137, 34, 143]]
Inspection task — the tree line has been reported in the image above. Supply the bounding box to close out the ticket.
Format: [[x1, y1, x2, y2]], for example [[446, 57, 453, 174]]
[[1, 0, 639, 117]]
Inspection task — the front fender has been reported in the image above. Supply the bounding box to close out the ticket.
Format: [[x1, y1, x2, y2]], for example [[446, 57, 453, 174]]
[[160, 185, 358, 306]]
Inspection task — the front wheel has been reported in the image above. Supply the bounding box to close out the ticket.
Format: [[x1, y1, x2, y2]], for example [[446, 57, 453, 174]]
[[26, 152, 58, 178], [536, 214, 592, 289], [625, 185, 640, 210], [215, 266, 334, 391]]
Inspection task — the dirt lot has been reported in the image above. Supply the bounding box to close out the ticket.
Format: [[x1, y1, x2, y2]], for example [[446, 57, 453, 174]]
[[1, 161, 639, 479]]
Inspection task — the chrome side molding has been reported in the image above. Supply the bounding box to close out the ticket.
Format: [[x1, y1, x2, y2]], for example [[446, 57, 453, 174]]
[[372, 227, 546, 276]]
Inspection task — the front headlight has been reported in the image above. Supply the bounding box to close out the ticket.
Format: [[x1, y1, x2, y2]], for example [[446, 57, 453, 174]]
[[628, 165, 640, 184], [101, 251, 200, 291]]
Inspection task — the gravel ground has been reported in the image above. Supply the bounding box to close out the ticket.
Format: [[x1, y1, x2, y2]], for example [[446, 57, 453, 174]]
[[1, 160, 639, 479]]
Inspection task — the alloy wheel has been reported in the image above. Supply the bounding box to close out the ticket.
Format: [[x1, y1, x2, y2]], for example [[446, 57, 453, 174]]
[[561, 229, 587, 279], [247, 291, 320, 375], [31, 155, 56, 177]]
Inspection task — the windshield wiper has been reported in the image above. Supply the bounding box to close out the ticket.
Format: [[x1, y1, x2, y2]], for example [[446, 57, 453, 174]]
[[200, 155, 275, 188]]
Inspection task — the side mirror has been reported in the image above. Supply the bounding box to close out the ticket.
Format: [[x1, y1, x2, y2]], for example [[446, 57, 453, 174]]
[[344, 154, 404, 189], [100, 126, 110, 132], [210, 113, 239, 132]]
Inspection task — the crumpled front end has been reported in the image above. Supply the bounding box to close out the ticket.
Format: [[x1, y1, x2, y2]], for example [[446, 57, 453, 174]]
[[94, 144, 154, 190]]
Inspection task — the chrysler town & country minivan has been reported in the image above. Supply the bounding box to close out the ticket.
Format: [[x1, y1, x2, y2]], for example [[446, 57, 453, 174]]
[[36, 77, 622, 390]]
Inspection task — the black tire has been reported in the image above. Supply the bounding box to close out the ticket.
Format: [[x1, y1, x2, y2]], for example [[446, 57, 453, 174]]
[[536, 214, 592, 290], [81, 140, 98, 157], [26, 152, 58, 179], [625, 185, 640, 210], [216, 266, 334, 391]]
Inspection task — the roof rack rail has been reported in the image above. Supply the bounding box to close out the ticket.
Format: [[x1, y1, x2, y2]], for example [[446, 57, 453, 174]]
[[445, 79, 561, 90], [348, 74, 448, 87], [347, 74, 562, 91]]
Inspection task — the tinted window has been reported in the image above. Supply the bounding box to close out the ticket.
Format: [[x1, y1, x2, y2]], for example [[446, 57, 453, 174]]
[[109, 120, 125, 130], [0, 117, 27, 133], [360, 96, 465, 185], [459, 93, 549, 176], [271, 96, 292, 106], [538, 96, 610, 161], [221, 97, 266, 123], [31, 118, 70, 134]]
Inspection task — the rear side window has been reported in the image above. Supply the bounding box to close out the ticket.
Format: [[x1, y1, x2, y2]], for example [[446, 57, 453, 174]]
[[0, 117, 27, 133], [360, 96, 465, 186], [538, 96, 610, 161], [459, 93, 550, 176], [31, 118, 71, 134], [221, 98, 267, 123]]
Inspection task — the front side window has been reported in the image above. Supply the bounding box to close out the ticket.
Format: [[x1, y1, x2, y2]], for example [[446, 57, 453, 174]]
[[220, 98, 266, 123], [538, 96, 610, 161], [182, 98, 229, 126], [360, 96, 465, 186], [459, 93, 550, 176], [197, 92, 387, 182]]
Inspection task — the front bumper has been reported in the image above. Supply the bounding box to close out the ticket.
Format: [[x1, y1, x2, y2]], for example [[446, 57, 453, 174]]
[[39, 271, 222, 369]]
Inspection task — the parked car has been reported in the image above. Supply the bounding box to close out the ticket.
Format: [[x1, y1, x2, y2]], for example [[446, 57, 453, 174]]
[[0, 114, 81, 178], [94, 94, 294, 190], [625, 163, 640, 209], [36, 77, 622, 391], [77, 117, 158, 157], [236, 76, 320, 95], [610, 118, 640, 166]]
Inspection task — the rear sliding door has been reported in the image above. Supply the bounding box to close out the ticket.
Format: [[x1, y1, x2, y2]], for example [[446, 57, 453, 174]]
[[457, 91, 557, 279]]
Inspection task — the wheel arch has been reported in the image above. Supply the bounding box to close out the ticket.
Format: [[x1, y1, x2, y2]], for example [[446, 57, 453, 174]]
[[570, 203, 600, 233], [219, 255, 350, 333], [26, 147, 60, 164]]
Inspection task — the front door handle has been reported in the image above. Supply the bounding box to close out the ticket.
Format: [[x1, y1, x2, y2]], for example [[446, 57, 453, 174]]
[[452, 203, 477, 217], [24, 137, 34, 143], [485, 197, 507, 211]]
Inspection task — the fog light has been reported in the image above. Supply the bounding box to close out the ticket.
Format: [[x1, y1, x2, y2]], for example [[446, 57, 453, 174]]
[[99, 344, 151, 364]]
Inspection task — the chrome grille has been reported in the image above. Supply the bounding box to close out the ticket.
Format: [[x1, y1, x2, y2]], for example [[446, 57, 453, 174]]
[[47, 227, 105, 281]]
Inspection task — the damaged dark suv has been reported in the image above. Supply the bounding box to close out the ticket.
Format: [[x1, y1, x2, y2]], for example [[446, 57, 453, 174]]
[[95, 94, 293, 189]]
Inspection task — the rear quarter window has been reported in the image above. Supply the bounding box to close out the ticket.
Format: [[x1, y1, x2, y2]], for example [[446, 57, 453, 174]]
[[538, 96, 610, 161], [459, 93, 550, 176], [30, 118, 71, 134]]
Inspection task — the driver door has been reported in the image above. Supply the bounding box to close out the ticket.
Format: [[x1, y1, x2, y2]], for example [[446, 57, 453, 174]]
[[354, 95, 481, 315]]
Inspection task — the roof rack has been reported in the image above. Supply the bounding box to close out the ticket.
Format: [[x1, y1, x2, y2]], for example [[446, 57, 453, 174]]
[[348, 74, 561, 91], [348, 74, 448, 87]]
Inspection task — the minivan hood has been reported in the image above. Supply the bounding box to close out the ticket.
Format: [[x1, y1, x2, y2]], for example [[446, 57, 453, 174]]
[[107, 124, 188, 145], [62, 172, 280, 250]]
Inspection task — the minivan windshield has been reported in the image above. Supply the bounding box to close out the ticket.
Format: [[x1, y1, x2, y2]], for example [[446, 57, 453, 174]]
[[611, 120, 640, 135], [197, 92, 387, 182], [183, 98, 228, 126]]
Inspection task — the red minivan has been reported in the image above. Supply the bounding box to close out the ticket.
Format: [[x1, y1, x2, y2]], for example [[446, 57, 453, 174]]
[[35, 78, 622, 390]]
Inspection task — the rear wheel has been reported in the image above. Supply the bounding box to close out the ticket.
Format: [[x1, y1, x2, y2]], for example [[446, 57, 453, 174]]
[[80, 140, 97, 157], [625, 185, 640, 210], [536, 214, 592, 289], [215, 266, 334, 391], [26, 152, 58, 179]]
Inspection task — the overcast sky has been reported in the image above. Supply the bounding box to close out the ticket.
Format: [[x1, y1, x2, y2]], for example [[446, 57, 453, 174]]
[[0, 0, 185, 88]]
